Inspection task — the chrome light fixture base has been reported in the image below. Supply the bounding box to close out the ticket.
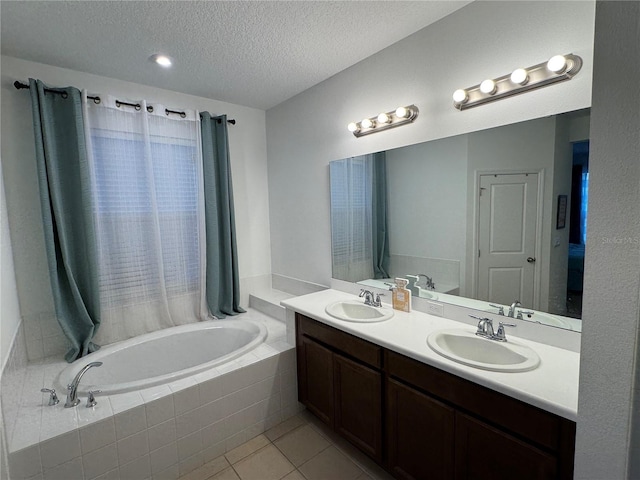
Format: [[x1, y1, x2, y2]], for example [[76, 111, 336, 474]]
[[453, 54, 583, 110], [350, 105, 419, 137]]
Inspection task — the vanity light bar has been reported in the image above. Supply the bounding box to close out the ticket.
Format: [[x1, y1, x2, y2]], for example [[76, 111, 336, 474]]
[[348, 105, 419, 137], [452, 54, 583, 110]]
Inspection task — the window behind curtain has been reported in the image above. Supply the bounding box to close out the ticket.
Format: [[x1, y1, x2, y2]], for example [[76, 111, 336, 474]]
[[90, 127, 201, 306]]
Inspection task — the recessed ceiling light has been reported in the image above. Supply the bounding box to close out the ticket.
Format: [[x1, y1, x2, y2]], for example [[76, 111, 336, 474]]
[[149, 54, 173, 68]]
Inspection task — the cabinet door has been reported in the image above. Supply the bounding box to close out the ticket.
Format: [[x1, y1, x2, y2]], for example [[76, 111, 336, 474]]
[[455, 412, 557, 480], [334, 354, 383, 462], [387, 378, 455, 480], [299, 335, 335, 427]]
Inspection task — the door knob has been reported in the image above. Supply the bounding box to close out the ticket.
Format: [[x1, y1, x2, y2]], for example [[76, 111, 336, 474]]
[[527, 257, 536, 263]]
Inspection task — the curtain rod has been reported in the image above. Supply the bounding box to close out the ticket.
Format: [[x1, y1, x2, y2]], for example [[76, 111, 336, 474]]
[[13, 80, 236, 124]]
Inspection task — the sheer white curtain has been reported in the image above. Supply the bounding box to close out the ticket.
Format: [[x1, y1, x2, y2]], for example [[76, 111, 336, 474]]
[[329, 155, 374, 282], [83, 93, 208, 345]]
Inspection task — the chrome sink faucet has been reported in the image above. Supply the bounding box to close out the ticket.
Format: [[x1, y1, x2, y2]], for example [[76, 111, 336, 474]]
[[65, 361, 102, 408], [359, 289, 383, 307], [507, 301, 522, 318], [469, 315, 516, 342]]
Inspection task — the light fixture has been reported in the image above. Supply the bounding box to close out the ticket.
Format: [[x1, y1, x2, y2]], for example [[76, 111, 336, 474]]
[[361, 118, 374, 129], [452, 89, 468, 104], [149, 54, 173, 68], [510, 68, 529, 85], [547, 54, 568, 73], [479, 79, 497, 95], [377, 112, 391, 124], [452, 53, 582, 110], [348, 105, 419, 137]]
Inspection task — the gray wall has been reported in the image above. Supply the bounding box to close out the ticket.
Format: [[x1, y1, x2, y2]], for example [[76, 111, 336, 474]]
[[575, 2, 640, 478]]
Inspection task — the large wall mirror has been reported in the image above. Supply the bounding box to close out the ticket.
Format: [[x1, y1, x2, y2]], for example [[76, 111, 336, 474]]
[[329, 108, 590, 332]]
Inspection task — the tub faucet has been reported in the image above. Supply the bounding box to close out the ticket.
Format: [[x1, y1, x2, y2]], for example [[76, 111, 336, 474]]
[[65, 361, 102, 408], [507, 301, 522, 318], [416, 274, 436, 290]]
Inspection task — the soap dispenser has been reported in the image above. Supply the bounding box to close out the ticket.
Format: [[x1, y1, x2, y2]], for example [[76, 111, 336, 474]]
[[392, 278, 412, 312], [405, 275, 420, 297]]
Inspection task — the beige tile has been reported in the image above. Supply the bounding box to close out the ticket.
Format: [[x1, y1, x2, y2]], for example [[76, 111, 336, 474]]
[[265, 414, 307, 441], [179, 455, 230, 480], [274, 425, 330, 467], [281, 470, 306, 480], [298, 446, 363, 480], [225, 435, 270, 465], [209, 467, 241, 480], [233, 445, 295, 480]]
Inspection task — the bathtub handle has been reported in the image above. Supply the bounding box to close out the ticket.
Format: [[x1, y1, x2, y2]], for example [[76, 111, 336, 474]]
[[86, 390, 101, 408], [40, 388, 60, 406]]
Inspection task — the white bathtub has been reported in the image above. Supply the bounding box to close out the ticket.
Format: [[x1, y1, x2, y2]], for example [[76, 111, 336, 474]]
[[55, 319, 267, 395]]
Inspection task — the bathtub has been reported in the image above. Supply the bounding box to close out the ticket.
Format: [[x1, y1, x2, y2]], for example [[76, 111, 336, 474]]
[[55, 319, 267, 395]]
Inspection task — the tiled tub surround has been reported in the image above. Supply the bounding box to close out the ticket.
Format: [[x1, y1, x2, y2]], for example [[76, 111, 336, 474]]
[[3, 310, 301, 480]]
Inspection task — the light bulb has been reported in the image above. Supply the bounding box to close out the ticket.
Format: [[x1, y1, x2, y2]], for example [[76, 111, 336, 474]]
[[510, 68, 528, 85], [377, 112, 391, 124], [150, 54, 172, 68], [395, 106, 409, 118], [361, 118, 374, 129], [347, 122, 359, 132], [452, 89, 468, 104], [547, 55, 567, 73], [479, 79, 497, 95]]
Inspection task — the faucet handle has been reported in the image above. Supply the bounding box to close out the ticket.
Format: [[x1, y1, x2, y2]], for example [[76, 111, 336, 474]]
[[495, 322, 517, 341], [41, 388, 60, 406], [489, 304, 505, 315], [517, 310, 534, 319], [86, 390, 102, 408]]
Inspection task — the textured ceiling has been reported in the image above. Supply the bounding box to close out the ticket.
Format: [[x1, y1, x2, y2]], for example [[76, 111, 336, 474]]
[[1, 1, 471, 110]]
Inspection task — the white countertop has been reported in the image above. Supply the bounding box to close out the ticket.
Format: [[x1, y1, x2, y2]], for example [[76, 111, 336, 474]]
[[282, 289, 579, 421]]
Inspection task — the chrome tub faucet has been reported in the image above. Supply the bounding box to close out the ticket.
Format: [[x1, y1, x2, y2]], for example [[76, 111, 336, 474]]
[[65, 361, 103, 408]]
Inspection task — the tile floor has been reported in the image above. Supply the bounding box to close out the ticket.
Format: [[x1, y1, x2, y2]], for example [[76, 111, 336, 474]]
[[178, 410, 393, 480]]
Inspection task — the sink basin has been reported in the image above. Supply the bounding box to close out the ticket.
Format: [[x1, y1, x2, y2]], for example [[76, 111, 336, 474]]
[[325, 300, 394, 323], [519, 311, 573, 330], [427, 329, 540, 372]]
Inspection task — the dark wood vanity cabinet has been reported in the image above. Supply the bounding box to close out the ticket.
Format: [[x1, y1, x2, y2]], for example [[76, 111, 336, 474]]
[[295, 313, 576, 480], [296, 314, 383, 462]]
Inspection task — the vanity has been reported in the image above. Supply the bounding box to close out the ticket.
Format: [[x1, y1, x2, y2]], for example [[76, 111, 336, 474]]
[[282, 289, 579, 480]]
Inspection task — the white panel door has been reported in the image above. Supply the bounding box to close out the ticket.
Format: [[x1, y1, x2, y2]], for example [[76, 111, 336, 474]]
[[477, 173, 539, 308]]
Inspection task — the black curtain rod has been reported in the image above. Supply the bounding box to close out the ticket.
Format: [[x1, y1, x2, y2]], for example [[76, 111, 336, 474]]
[[14, 80, 236, 124]]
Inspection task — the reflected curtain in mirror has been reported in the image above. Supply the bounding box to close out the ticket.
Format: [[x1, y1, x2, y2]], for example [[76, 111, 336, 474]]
[[29, 79, 101, 362], [330, 153, 389, 282]]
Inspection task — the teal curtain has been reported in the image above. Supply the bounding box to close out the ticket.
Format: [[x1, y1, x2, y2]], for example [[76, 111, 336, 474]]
[[29, 79, 101, 362], [371, 152, 390, 278], [200, 113, 245, 317]]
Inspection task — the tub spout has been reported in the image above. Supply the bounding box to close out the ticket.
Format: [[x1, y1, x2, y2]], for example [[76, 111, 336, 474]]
[[65, 361, 103, 408]]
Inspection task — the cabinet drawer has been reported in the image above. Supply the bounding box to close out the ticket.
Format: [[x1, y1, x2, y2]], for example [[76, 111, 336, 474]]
[[385, 350, 569, 452], [296, 313, 382, 368]]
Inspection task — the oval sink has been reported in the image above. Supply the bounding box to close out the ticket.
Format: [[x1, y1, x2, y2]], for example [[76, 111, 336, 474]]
[[325, 300, 394, 323], [427, 329, 540, 372]]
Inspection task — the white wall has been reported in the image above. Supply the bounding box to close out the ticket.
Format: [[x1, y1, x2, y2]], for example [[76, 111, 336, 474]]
[[266, 0, 595, 288], [0, 161, 22, 371], [575, 1, 640, 478], [1, 56, 272, 358]]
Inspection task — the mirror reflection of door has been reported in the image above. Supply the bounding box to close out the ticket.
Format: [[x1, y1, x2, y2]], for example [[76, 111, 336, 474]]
[[477, 173, 540, 308]]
